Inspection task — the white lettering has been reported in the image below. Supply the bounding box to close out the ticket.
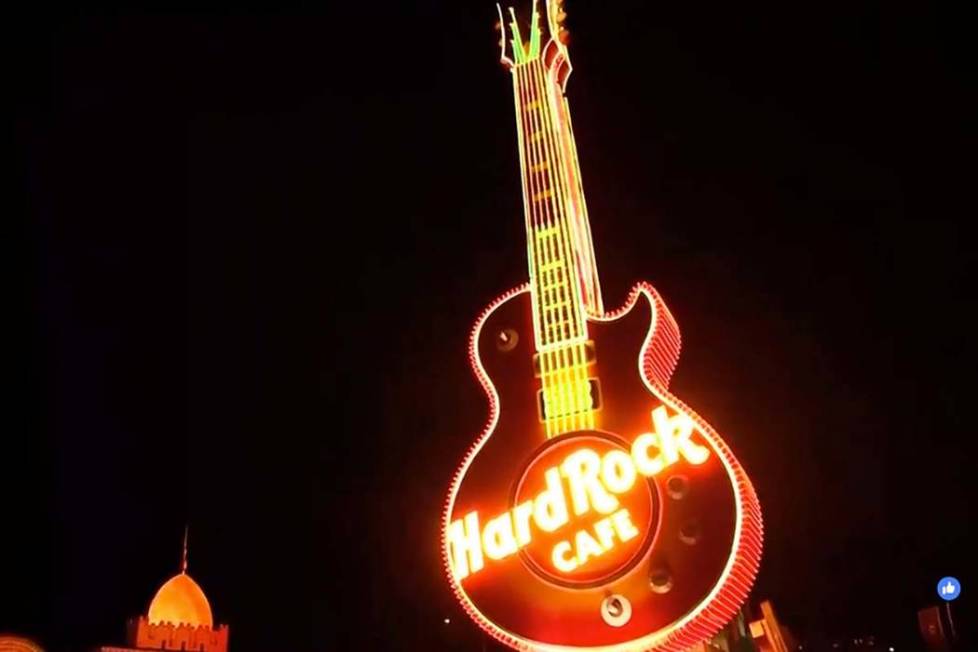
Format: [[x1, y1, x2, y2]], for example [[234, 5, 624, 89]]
[[447, 406, 712, 580], [533, 467, 569, 532], [560, 448, 619, 516], [601, 449, 637, 494], [448, 511, 484, 579], [513, 500, 534, 546], [552, 541, 578, 572], [482, 512, 518, 560]]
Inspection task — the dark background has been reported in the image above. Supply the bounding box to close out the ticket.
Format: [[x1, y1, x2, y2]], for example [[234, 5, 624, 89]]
[[10, 1, 974, 650]]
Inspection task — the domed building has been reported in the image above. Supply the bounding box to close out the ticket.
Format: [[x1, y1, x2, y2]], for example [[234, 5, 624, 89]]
[[98, 531, 228, 652], [0, 635, 44, 652], [146, 572, 214, 629]]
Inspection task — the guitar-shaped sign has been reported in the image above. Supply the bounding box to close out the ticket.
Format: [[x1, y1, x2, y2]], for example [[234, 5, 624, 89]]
[[442, 2, 763, 650]]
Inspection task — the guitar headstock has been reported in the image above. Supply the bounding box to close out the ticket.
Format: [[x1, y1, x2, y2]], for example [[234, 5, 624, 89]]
[[497, 0, 572, 85]]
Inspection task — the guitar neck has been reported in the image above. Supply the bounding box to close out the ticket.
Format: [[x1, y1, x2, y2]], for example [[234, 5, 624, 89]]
[[513, 56, 599, 352], [511, 50, 602, 437]]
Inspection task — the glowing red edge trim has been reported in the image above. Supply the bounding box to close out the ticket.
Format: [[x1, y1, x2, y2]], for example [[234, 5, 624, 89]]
[[441, 282, 764, 651]]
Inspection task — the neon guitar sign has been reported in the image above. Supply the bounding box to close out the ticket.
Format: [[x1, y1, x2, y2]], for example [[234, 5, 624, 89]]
[[442, 2, 763, 650]]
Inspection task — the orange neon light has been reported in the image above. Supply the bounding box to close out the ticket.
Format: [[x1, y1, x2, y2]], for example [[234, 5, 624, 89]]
[[0, 637, 45, 652], [443, 284, 763, 651], [441, 1, 763, 649], [447, 406, 708, 581], [147, 573, 213, 628]]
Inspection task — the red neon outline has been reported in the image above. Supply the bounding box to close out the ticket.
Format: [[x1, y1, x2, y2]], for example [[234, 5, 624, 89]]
[[441, 282, 763, 651]]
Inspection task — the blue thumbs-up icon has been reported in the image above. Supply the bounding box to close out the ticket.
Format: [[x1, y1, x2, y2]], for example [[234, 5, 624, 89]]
[[937, 576, 961, 601]]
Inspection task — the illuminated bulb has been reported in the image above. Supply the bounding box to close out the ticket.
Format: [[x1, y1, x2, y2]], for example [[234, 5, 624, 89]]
[[443, 618, 451, 624]]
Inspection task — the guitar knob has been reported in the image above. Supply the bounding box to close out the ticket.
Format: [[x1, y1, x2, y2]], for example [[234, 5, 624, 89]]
[[600, 594, 632, 627], [649, 566, 673, 594], [496, 328, 519, 352], [679, 519, 701, 545], [666, 474, 689, 500]]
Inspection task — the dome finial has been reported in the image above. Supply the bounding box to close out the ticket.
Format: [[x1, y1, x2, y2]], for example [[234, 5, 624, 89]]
[[181, 524, 189, 574]]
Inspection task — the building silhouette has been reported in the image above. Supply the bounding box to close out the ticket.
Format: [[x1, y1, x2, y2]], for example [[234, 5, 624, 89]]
[[96, 531, 228, 652]]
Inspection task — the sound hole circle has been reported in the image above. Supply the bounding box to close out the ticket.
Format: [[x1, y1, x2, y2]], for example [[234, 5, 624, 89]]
[[512, 431, 658, 589]]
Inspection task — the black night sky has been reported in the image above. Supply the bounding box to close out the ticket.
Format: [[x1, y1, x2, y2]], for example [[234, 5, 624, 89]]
[[11, 2, 974, 651]]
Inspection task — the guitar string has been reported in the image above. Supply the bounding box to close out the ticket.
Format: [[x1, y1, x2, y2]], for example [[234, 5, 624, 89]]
[[540, 57, 589, 432], [517, 51, 598, 436], [533, 56, 593, 431], [557, 80, 597, 428], [531, 59, 578, 434], [523, 60, 571, 433], [525, 57, 582, 434], [511, 53, 538, 356], [533, 57, 589, 428], [527, 57, 572, 434], [523, 62, 568, 434], [560, 94, 604, 316], [516, 63, 560, 434]]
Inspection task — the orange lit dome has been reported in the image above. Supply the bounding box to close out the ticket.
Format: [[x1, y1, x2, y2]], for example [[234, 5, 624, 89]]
[[147, 571, 214, 628], [0, 635, 44, 652]]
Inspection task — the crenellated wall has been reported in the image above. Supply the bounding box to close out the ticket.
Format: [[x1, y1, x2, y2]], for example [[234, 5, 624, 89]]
[[127, 617, 229, 652]]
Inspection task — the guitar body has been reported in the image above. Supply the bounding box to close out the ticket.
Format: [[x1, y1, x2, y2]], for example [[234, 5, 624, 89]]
[[443, 283, 762, 651]]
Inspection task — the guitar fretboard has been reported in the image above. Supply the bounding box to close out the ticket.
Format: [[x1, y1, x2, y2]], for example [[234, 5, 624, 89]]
[[513, 55, 596, 437]]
